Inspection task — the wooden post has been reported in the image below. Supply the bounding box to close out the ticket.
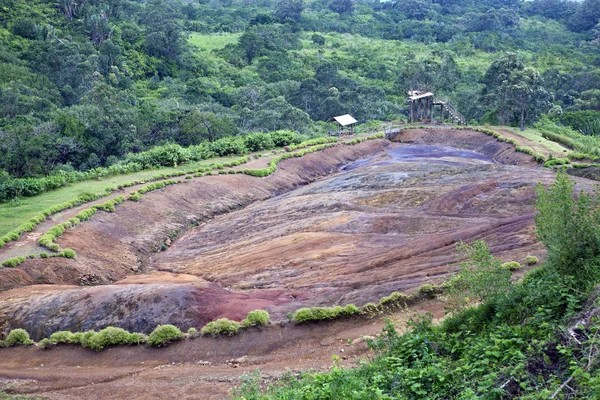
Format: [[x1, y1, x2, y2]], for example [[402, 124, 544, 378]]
[[441, 104, 444, 124]]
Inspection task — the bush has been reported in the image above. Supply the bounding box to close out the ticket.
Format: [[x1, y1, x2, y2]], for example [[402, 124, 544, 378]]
[[241, 310, 271, 328], [6, 329, 33, 346], [187, 327, 199, 338], [83, 327, 126, 351], [361, 303, 380, 313], [38, 338, 54, 349], [379, 292, 410, 306], [40, 252, 49, 258], [82, 327, 143, 351], [502, 261, 522, 271], [244, 133, 275, 152], [147, 324, 184, 346], [49, 331, 77, 344], [292, 304, 359, 323], [129, 191, 142, 201], [525, 255, 539, 265], [418, 284, 440, 298], [544, 158, 570, 168], [2, 256, 26, 268], [201, 318, 241, 336], [60, 249, 77, 259], [535, 171, 600, 288], [270, 130, 303, 147]]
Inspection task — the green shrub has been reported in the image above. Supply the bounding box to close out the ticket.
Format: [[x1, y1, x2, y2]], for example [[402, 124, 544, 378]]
[[544, 158, 570, 168], [40, 252, 49, 258], [292, 304, 358, 323], [147, 324, 184, 346], [187, 327, 199, 338], [201, 318, 241, 336], [2, 256, 26, 268], [6, 329, 33, 346], [38, 338, 54, 349], [241, 310, 271, 328], [341, 304, 360, 315], [502, 261, 522, 271], [82, 327, 141, 351], [379, 292, 410, 306], [60, 249, 76, 259], [525, 255, 539, 265], [49, 331, 77, 344], [361, 303, 380, 313], [535, 171, 600, 288], [418, 284, 440, 298], [129, 191, 142, 202]]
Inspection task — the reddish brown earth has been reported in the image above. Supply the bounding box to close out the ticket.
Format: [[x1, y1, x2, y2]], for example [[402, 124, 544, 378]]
[[0, 129, 596, 399]]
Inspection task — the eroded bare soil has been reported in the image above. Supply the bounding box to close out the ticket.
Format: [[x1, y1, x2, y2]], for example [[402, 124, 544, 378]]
[[0, 129, 594, 399]]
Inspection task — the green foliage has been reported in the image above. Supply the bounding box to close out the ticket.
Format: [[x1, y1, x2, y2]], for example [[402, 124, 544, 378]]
[[445, 240, 513, 312], [147, 324, 184, 346], [502, 261, 522, 271], [292, 304, 359, 323], [60, 249, 76, 259], [544, 157, 570, 167], [80, 327, 146, 351], [1, 256, 26, 268], [241, 310, 271, 328], [38, 338, 54, 350], [379, 292, 410, 307], [128, 191, 142, 202], [5, 329, 33, 346], [49, 331, 77, 344], [187, 327, 199, 338], [525, 255, 539, 265], [418, 284, 440, 298], [535, 171, 600, 288], [200, 319, 241, 336]]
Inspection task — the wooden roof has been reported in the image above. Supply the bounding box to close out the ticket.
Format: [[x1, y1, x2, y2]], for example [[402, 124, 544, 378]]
[[407, 92, 434, 101]]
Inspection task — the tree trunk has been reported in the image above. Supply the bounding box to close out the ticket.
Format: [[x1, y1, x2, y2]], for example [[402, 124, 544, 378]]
[[520, 103, 525, 131]]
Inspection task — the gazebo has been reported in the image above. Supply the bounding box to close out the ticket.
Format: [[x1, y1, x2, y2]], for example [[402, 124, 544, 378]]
[[329, 114, 357, 136]]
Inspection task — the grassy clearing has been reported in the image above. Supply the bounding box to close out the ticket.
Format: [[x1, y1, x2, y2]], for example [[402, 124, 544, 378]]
[[497, 126, 571, 156], [188, 32, 241, 52], [0, 156, 237, 237]]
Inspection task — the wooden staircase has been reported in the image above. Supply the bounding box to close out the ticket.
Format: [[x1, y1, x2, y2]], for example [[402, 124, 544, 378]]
[[433, 98, 466, 125]]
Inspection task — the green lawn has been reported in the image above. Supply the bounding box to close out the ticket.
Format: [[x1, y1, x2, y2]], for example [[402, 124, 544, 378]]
[[501, 126, 571, 154], [0, 156, 238, 237], [188, 32, 241, 52]]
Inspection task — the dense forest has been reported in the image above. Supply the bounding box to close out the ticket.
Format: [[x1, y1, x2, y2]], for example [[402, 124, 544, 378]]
[[1, 0, 599, 179]]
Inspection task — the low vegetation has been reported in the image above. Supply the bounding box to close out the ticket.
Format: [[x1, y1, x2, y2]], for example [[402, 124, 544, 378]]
[[5, 329, 33, 346], [241, 310, 271, 328], [201, 318, 241, 337], [292, 304, 360, 323], [502, 261, 522, 271], [147, 325, 184, 347]]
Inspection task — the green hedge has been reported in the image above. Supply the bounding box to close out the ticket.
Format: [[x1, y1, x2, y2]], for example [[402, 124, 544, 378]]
[[1, 255, 26, 268], [201, 318, 241, 336], [292, 304, 360, 323]]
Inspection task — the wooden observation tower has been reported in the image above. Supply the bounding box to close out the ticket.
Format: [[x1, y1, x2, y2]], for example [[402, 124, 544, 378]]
[[407, 91, 466, 125]]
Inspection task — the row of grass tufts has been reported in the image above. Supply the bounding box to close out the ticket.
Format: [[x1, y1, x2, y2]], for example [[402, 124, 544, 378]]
[[37, 196, 125, 255], [2, 310, 272, 351], [0, 191, 104, 249]]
